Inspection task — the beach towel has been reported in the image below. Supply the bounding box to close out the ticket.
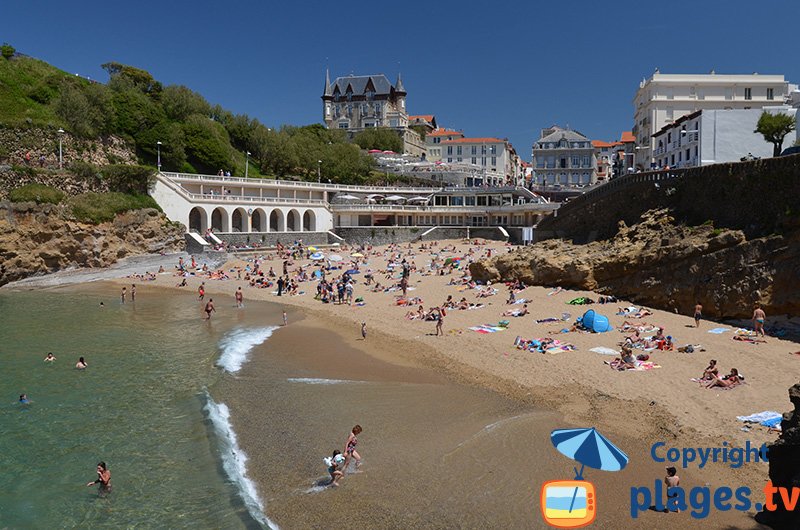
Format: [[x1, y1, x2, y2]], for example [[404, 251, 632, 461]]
[[469, 325, 507, 333], [737, 411, 782, 425], [513, 299, 528, 305], [536, 317, 561, 324], [567, 297, 593, 305], [708, 327, 730, 334], [548, 287, 563, 296], [590, 347, 619, 356]]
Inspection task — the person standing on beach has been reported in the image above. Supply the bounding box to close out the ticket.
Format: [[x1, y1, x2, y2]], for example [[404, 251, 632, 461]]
[[343, 425, 363, 472], [361, 322, 367, 340], [693, 302, 702, 328], [753, 303, 766, 337], [277, 277, 284, 297], [131, 284, 136, 302], [204, 299, 216, 320], [86, 462, 112, 496], [435, 307, 445, 337], [121, 287, 127, 304], [283, 310, 288, 326], [198, 282, 206, 301], [235, 287, 244, 308]]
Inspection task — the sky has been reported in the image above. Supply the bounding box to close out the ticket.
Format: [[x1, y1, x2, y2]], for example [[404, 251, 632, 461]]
[[3, 0, 799, 160]]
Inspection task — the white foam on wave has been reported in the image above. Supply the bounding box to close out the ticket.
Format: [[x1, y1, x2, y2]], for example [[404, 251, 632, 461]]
[[216, 327, 278, 373], [286, 377, 363, 385], [203, 392, 279, 529]]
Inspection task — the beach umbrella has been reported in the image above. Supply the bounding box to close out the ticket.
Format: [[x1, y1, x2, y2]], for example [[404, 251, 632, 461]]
[[368, 149, 382, 153], [329, 254, 343, 262], [550, 427, 629, 478], [310, 252, 324, 260], [384, 195, 406, 202], [350, 252, 364, 258], [308, 246, 318, 252], [336, 194, 361, 201]]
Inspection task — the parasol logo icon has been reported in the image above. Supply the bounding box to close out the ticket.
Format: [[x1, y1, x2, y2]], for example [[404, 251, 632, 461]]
[[541, 427, 629, 528]]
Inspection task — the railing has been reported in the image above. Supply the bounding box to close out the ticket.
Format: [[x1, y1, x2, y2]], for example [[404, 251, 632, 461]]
[[161, 171, 441, 194], [330, 203, 558, 213], [184, 193, 326, 205]]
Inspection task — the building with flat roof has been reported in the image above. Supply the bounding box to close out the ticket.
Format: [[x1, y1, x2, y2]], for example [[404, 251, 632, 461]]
[[425, 128, 464, 162], [632, 71, 797, 168], [440, 137, 520, 186], [651, 107, 798, 168]]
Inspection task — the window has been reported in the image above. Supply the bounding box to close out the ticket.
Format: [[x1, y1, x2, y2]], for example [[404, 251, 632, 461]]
[[434, 196, 447, 206], [457, 146, 462, 155], [725, 88, 733, 100], [338, 122, 348, 129], [447, 146, 453, 155], [686, 148, 691, 161], [471, 146, 477, 155], [695, 146, 698, 157], [571, 173, 580, 183], [465, 196, 476, 206], [457, 157, 462, 162], [571, 156, 580, 166], [477, 196, 487, 206], [666, 107, 674, 121], [767, 88, 774, 100], [698, 89, 705, 100], [582, 172, 591, 184], [582, 156, 591, 167], [666, 88, 674, 100], [447, 157, 452, 163], [450, 196, 463, 206], [559, 173, 568, 184], [471, 157, 477, 164], [481, 156, 487, 166], [744, 87, 752, 100], [491, 156, 496, 166]]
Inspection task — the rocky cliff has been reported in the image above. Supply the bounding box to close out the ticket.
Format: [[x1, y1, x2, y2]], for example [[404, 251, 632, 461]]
[[0, 202, 184, 286], [756, 384, 800, 528], [470, 209, 800, 319]]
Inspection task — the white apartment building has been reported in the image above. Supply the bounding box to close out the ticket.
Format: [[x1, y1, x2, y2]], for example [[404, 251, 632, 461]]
[[440, 137, 520, 185], [424, 128, 464, 162], [633, 71, 797, 168], [652, 107, 798, 168]]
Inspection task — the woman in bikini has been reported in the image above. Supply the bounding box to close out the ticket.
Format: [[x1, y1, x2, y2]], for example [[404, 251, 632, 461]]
[[343, 424, 363, 472], [86, 461, 112, 495], [706, 368, 742, 389]]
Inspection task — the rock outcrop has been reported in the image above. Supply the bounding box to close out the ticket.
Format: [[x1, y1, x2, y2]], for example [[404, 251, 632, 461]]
[[470, 209, 800, 319], [0, 202, 184, 286], [756, 384, 800, 528]]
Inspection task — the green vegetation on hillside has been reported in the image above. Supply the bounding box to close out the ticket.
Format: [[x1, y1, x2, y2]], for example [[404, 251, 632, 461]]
[[68, 192, 160, 224], [8, 183, 65, 204], [1, 48, 377, 183], [353, 127, 404, 153]]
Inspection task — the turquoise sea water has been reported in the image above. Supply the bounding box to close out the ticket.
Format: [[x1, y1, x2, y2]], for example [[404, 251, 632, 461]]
[[0, 284, 270, 529]]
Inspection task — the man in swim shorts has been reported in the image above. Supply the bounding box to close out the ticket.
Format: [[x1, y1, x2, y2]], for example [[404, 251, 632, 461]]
[[693, 302, 702, 328], [752, 303, 766, 338], [204, 299, 216, 320]]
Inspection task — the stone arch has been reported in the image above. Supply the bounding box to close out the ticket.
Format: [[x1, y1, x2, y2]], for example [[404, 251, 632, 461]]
[[269, 209, 285, 232], [251, 208, 267, 232], [188, 207, 208, 233], [232, 207, 248, 232], [303, 209, 316, 232], [211, 207, 229, 232], [287, 209, 301, 232]]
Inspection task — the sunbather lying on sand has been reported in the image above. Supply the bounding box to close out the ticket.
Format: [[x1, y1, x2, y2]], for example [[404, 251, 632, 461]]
[[705, 368, 743, 389], [502, 304, 529, 317]]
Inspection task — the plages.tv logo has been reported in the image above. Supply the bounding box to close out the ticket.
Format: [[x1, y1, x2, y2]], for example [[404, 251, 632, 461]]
[[541, 427, 629, 528]]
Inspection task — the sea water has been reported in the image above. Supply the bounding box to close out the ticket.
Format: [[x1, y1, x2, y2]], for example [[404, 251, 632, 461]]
[[0, 283, 274, 529]]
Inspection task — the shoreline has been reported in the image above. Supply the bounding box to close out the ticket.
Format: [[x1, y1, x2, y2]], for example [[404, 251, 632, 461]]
[[12, 243, 797, 527]]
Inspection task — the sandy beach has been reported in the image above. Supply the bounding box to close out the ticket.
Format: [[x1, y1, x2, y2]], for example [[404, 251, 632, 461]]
[[105, 239, 800, 528]]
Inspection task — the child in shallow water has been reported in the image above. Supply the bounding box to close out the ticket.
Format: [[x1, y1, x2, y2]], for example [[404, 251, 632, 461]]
[[324, 450, 345, 487]]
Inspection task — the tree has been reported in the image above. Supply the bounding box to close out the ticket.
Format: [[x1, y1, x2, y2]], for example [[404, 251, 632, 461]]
[[161, 85, 210, 121], [1, 43, 15, 60], [102, 62, 162, 98], [53, 80, 111, 138], [754, 111, 797, 157], [353, 127, 403, 152]]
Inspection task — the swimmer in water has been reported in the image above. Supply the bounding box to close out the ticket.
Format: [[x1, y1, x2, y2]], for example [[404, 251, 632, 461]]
[[76, 357, 87, 370], [235, 287, 244, 308], [86, 461, 112, 495], [283, 310, 288, 327], [19, 394, 30, 404], [204, 299, 215, 320], [121, 287, 127, 304], [44, 353, 56, 362]]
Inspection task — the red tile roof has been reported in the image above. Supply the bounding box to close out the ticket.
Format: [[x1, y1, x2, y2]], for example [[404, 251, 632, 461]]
[[592, 140, 624, 148], [441, 137, 505, 144], [409, 114, 435, 123], [619, 131, 635, 143], [428, 128, 463, 137]]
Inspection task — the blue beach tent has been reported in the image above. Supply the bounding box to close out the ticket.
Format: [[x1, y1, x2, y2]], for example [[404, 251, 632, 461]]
[[580, 310, 612, 333]]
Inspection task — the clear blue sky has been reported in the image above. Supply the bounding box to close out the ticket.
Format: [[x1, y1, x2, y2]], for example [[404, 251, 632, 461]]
[[4, 0, 799, 159]]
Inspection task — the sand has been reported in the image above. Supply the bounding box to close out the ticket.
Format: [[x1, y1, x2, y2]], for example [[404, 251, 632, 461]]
[[109, 239, 800, 528]]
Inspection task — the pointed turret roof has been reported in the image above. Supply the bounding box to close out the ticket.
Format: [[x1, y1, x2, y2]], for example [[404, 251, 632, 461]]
[[322, 68, 333, 99], [395, 72, 406, 94]]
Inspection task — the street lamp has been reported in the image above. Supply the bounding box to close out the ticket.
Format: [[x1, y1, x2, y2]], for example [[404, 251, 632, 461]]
[[156, 141, 162, 172], [57, 128, 65, 169], [317, 160, 322, 183], [245, 151, 251, 178]]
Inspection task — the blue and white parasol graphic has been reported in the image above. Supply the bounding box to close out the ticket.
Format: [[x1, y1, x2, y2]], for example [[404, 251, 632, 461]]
[[310, 252, 324, 260], [551, 427, 629, 479]]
